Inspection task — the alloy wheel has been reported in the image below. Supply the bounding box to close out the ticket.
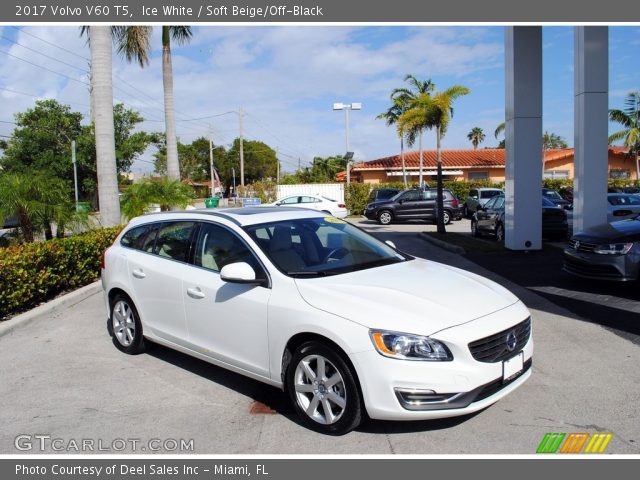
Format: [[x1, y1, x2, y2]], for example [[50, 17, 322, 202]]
[[112, 300, 136, 347], [293, 354, 347, 425]]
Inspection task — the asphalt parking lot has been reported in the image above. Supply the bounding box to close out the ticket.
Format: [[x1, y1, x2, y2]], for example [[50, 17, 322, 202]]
[[1, 218, 639, 454]]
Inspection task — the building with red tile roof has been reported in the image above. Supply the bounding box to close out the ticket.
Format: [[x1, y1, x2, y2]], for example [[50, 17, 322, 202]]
[[335, 147, 635, 183]]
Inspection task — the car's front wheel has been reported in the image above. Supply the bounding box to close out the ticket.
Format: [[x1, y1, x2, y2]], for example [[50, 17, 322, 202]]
[[442, 210, 452, 225], [110, 294, 147, 354], [287, 341, 363, 435], [377, 210, 393, 225]]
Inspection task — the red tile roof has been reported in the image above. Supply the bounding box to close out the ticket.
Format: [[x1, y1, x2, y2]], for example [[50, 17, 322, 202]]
[[335, 147, 630, 181]]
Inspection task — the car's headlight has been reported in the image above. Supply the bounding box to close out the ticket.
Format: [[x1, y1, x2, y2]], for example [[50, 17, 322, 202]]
[[593, 243, 634, 255], [369, 330, 453, 361]]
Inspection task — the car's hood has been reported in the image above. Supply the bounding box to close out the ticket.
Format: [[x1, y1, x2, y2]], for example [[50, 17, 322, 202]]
[[294, 258, 519, 335], [573, 218, 640, 242]]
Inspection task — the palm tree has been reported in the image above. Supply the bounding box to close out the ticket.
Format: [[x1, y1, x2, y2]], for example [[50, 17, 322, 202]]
[[377, 96, 410, 187], [398, 85, 471, 233], [86, 26, 121, 227], [467, 127, 485, 150], [494, 122, 506, 148], [111, 26, 192, 183], [391, 75, 435, 186], [609, 91, 640, 179], [542, 131, 568, 150], [120, 178, 194, 220]]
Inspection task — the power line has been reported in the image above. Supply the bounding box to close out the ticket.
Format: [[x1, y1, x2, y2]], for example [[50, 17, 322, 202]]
[[0, 48, 89, 86], [0, 34, 89, 74], [11, 26, 90, 62]]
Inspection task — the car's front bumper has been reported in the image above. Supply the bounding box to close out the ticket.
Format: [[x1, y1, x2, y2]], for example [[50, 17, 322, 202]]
[[351, 302, 533, 421], [563, 248, 639, 281]]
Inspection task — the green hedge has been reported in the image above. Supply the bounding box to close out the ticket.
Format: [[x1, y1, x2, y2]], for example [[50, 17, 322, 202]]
[[0, 226, 122, 319]]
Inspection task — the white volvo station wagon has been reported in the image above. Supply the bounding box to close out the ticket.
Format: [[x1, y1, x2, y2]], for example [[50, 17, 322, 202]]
[[102, 207, 533, 434]]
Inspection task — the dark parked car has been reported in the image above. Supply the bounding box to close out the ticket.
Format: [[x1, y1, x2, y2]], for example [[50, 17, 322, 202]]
[[364, 188, 461, 225], [542, 188, 572, 209], [2, 216, 18, 229], [471, 194, 568, 241], [367, 188, 401, 204], [563, 218, 640, 281], [462, 188, 503, 217], [608, 186, 640, 194]]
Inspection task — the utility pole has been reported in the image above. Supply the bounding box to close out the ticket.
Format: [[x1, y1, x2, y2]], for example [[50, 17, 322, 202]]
[[239, 107, 245, 186], [232, 167, 236, 197], [71, 140, 79, 211], [276, 148, 280, 184], [209, 132, 215, 198]]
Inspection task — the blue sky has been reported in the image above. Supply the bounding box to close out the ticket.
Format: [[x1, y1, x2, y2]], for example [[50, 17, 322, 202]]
[[1, 26, 639, 175]]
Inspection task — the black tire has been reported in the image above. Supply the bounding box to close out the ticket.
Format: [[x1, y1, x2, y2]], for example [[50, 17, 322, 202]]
[[377, 210, 393, 225], [109, 294, 147, 355], [286, 341, 363, 435], [495, 223, 505, 243], [471, 219, 481, 237]]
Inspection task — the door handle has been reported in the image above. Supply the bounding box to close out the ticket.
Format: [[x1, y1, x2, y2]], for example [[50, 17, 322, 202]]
[[132, 268, 146, 279], [186, 287, 205, 299]]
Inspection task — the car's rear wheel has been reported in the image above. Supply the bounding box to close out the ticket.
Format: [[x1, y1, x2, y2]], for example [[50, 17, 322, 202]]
[[378, 210, 393, 225], [287, 341, 362, 435], [471, 219, 481, 237], [443, 210, 452, 225], [495, 223, 505, 243], [110, 294, 147, 354]]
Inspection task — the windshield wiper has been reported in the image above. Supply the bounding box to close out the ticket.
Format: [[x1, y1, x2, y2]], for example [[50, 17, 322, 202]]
[[287, 271, 337, 277]]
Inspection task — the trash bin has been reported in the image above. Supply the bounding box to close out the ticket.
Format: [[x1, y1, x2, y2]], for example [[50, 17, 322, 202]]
[[76, 202, 91, 213], [204, 196, 220, 208]]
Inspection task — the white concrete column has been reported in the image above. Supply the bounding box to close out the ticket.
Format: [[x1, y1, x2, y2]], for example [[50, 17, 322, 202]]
[[574, 27, 608, 233], [505, 27, 543, 250]]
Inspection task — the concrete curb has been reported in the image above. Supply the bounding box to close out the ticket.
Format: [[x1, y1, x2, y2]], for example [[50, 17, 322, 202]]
[[418, 232, 466, 255], [0, 281, 102, 338]]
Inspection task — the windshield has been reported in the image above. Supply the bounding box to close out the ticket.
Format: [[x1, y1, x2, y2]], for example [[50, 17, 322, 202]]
[[543, 190, 562, 199], [244, 217, 410, 277]]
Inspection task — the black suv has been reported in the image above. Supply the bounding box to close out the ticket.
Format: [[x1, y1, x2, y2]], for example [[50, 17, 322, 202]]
[[364, 188, 461, 225]]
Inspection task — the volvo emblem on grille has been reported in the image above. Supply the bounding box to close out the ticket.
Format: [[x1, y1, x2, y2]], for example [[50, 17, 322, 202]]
[[506, 331, 518, 352], [574, 240, 580, 250]]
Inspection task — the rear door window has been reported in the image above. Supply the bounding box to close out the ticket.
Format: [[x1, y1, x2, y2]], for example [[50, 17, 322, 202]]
[[154, 222, 196, 262], [121, 224, 153, 250]]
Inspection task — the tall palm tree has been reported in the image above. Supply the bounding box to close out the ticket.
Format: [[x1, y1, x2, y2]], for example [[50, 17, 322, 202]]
[[87, 26, 121, 227], [542, 131, 568, 150], [467, 127, 485, 150], [377, 96, 410, 187], [609, 91, 640, 179], [161, 27, 193, 181], [391, 75, 435, 187], [110, 26, 193, 182], [398, 85, 471, 233], [494, 121, 506, 148]]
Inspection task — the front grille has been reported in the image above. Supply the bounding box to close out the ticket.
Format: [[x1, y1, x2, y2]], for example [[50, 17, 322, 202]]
[[568, 239, 597, 253], [468, 317, 531, 363], [563, 257, 624, 279]]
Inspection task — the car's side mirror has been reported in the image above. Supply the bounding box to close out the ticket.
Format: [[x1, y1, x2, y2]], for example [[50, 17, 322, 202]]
[[220, 262, 263, 285], [398, 199, 404, 204]]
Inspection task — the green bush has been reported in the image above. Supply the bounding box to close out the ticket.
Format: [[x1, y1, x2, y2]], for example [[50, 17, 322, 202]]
[[0, 226, 122, 319]]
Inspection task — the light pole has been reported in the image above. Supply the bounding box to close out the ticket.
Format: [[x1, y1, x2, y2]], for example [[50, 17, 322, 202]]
[[333, 102, 361, 186]]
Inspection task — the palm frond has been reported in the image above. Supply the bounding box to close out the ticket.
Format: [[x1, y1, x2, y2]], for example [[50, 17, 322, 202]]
[[494, 122, 506, 139], [112, 26, 152, 67], [170, 26, 193, 46]]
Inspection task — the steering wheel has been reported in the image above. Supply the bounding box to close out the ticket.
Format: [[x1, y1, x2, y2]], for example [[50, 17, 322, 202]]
[[323, 247, 350, 263]]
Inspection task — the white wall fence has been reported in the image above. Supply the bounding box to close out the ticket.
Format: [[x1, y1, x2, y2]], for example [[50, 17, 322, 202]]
[[277, 184, 345, 203]]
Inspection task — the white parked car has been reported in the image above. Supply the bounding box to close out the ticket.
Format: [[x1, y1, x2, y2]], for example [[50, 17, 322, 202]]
[[607, 193, 640, 222], [102, 208, 533, 434], [266, 194, 348, 218]]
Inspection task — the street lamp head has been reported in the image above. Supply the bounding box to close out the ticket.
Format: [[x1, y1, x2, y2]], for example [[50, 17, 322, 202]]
[[350, 103, 362, 110], [333, 102, 345, 111]]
